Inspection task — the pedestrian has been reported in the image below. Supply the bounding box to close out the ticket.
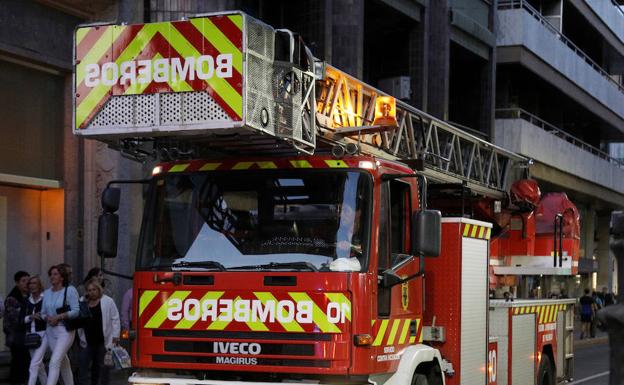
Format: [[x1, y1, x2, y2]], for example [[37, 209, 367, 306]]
[[590, 291, 603, 337], [78, 267, 111, 297], [23, 275, 48, 385], [602, 286, 616, 306], [579, 288, 595, 339], [41, 264, 79, 385], [78, 278, 120, 385], [120, 287, 132, 332], [4, 270, 31, 385]]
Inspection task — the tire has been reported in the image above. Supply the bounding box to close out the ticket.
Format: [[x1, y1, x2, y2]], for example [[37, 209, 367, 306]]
[[538, 354, 556, 385], [411, 373, 429, 385]]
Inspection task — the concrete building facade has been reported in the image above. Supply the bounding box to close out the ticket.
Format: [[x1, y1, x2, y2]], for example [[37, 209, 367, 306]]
[[0, 0, 622, 318]]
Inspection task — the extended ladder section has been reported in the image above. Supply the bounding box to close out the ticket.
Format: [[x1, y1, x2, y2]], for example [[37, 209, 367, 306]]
[[72, 11, 526, 197], [315, 65, 526, 197]]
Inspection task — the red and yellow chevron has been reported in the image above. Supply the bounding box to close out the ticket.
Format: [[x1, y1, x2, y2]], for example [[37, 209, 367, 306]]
[[74, 14, 243, 129], [158, 157, 356, 174], [512, 303, 568, 324], [462, 223, 491, 240], [138, 289, 351, 334], [370, 318, 422, 347]]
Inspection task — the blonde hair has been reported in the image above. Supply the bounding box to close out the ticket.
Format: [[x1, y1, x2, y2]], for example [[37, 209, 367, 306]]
[[29, 275, 43, 292], [85, 278, 103, 299]]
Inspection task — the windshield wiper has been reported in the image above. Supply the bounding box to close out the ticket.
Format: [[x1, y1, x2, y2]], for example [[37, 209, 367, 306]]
[[171, 260, 226, 271], [228, 261, 318, 272]]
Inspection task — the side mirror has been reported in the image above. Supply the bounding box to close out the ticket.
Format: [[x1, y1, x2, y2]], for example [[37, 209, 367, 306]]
[[102, 187, 121, 213], [412, 210, 441, 257], [98, 213, 119, 258]]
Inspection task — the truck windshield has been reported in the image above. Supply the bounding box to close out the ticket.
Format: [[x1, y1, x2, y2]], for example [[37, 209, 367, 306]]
[[138, 169, 372, 272]]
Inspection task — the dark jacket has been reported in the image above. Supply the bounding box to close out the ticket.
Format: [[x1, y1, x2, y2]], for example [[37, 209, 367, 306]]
[[3, 287, 27, 346], [23, 296, 45, 332]]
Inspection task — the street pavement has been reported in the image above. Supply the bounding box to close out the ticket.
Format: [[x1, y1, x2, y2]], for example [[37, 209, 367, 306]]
[[570, 338, 610, 385]]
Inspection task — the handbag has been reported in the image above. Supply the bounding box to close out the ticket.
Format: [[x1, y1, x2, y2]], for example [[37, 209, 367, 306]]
[[24, 332, 41, 349], [111, 345, 131, 369], [59, 287, 92, 331]]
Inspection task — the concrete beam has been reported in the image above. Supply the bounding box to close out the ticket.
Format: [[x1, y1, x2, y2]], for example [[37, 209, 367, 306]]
[[498, 46, 624, 138], [569, 0, 624, 59], [530, 162, 624, 209]]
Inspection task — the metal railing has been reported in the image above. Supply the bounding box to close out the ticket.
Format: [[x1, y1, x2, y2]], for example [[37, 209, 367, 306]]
[[498, 0, 624, 94], [496, 108, 624, 167]]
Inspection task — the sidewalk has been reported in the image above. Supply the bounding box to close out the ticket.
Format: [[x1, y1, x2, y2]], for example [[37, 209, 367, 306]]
[[573, 318, 609, 348]]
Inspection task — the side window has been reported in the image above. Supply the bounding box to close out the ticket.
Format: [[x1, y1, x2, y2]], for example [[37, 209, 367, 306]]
[[377, 179, 411, 317], [390, 180, 411, 256]]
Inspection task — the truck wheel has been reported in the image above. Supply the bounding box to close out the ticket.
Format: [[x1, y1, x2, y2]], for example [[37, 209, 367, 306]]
[[538, 354, 555, 385], [411, 374, 428, 385]]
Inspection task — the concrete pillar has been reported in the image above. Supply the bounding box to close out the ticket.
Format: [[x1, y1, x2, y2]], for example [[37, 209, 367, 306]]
[[329, 0, 364, 78], [409, 6, 428, 110], [582, 206, 596, 263], [62, 73, 84, 283], [597, 212, 613, 290], [83, 141, 144, 301], [118, 0, 143, 23], [426, 0, 450, 120]]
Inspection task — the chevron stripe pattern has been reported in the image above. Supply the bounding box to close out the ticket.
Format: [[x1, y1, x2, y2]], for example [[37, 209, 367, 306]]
[[371, 318, 422, 346], [462, 223, 491, 240], [138, 289, 351, 333], [157, 158, 356, 174], [74, 14, 243, 129], [512, 303, 568, 324]]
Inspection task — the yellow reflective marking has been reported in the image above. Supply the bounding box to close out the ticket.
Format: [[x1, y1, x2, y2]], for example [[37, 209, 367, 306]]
[[324, 293, 351, 321], [228, 14, 243, 30], [538, 306, 545, 323], [190, 18, 243, 74], [551, 305, 557, 323], [241, 295, 270, 332], [144, 291, 191, 329], [247, 292, 294, 332], [409, 335, 416, 343], [76, 25, 118, 86], [386, 319, 402, 345], [254, 292, 304, 332], [76, 27, 90, 46], [531, 306, 536, 313], [175, 291, 224, 329], [165, 22, 242, 117], [200, 162, 221, 171], [478, 226, 485, 239], [289, 292, 338, 333], [138, 290, 159, 317], [76, 24, 160, 128], [373, 320, 389, 346], [398, 319, 411, 344], [486, 228, 492, 240], [371, 319, 376, 326], [463, 225, 470, 237], [471, 225, 478, 238], [233, 162, 254, 170], [257, 161, 277, 169], [290, 160, 313, 168], [169, 164, 190, 172], [324, 160, 348, 168]]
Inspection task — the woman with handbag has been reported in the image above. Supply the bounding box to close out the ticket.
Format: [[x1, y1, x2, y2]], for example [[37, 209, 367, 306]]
[[41, 264, 79, 385], [77, 278, 120, 385], [23, 275, 48, 385]]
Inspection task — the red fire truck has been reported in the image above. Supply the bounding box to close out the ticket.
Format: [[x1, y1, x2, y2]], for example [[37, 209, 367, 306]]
[[74, 12, 576, 385]]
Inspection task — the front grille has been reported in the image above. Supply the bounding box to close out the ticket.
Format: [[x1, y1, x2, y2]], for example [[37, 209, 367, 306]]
[[164, 341, 315, 356], [153, 354, 330, 367], [153, 329, 331, 341]]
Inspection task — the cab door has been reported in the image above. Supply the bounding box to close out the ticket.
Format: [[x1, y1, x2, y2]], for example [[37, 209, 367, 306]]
[[373, 178, 422, 370]]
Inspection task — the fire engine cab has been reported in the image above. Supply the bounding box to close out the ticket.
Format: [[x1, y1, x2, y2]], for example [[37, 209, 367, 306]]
[[73, 11, 576, 385]]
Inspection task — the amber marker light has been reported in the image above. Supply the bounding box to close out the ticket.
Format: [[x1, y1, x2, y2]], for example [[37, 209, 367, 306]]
[[373, 96, 398, 128], [121, 329, 130, 339], [354, 334, 374, 346]]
